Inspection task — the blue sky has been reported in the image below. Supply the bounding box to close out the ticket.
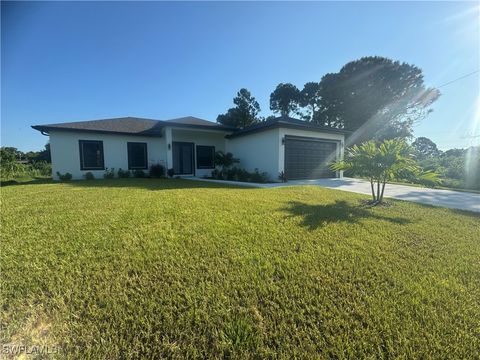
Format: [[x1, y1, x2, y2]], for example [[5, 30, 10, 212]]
[[2, 1, 479, 151]]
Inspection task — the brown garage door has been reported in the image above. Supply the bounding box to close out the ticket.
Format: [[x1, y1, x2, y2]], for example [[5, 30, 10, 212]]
[[284, 136, 338, 180]]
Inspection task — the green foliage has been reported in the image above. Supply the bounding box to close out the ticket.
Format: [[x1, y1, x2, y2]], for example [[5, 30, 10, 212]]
[[299, 82, 321, 121], [1, 180, 479, 358], [212, 166, 270, 183], [332, 138, 438, 203], [149, 163, 165, 178], [1, 146, 52, 181], [217, 88, 262, 128], [278, 171, 287, 183], [117, 168, 131, 178], [132, 169, 147, 178], [56, 171, 72, 181], [1, 144, 51, 164], [412, 137, 440, 159], [270, 83, 301, 117], [103, 168, 115, 179], [249, 169, 269, 183], [214, 151, 239, 171], [1, 147, 20, 163], [167, 168, 175, 178], [84, 172, 95, 180], [317, 56, 440, 144], [411, 138, 479, 191]]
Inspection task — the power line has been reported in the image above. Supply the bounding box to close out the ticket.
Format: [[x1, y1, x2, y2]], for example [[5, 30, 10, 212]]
[[436, 69, 480, 88]]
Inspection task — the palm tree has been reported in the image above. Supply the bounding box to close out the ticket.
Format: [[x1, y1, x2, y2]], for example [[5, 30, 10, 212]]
[[214, 151, 239, 178], [331, 138, 437, 204]]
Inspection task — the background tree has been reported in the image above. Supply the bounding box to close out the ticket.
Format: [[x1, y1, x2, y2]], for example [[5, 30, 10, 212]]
[[317, 56, 440, 144], [270, 83, 301, 117], [0, 147, 20, 164], [35, 143, 51, 162], [412, 137, 440, 159], [331, 138, 437, 204], [217, 88, 261, 128], [299, 82, 321, 121]]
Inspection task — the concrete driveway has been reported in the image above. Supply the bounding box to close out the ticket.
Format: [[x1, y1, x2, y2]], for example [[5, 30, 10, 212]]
[[271, 178, 480, 213]]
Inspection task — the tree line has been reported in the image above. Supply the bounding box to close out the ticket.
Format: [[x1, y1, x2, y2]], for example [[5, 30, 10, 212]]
[[411, 137, 479, 190], [1, 144, 51, 181], [217, 56, 440, 145]]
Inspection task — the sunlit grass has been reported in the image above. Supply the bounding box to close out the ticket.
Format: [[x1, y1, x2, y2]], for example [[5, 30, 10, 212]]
[[1, 179, 479, 358]]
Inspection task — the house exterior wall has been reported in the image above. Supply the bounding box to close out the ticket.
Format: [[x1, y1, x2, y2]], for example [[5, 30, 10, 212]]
[[226, 128, 345, 181], [170, 128, 227, 178], [226, 128, 280, 181], [47, 125, 344, 181], [49, 130, 166, 180]]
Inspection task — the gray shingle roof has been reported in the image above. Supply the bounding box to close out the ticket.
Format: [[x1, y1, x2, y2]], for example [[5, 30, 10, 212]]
[[32, 116, 234, 136], [166, 116, 222, 127], [32, 115, 348, 138], [226, 116, 350, 138]]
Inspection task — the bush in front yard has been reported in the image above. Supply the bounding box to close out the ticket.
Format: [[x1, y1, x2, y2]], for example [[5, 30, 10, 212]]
[[56, 171, 72, 181], [211, 167, 270, 183], [84, 172, 95, 180], [149, 164, 165, 178], [132, 170, 147, 178], [103, 168, 115, 179], [117, 168, 131, 178]]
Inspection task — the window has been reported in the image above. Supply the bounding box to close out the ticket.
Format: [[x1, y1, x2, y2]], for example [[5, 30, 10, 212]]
[[127, 142, 148, 170], [196, 145, 215, 169], [79, 140, 104, 170]]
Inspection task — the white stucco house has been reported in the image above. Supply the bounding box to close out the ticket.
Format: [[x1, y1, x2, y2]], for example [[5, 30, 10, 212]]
[[32, 116, 347, 181]]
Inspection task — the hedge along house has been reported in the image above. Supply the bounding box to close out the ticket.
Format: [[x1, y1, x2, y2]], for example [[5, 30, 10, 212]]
[[32, 116, 348, 181]]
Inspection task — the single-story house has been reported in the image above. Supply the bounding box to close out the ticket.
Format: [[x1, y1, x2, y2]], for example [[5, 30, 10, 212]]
[[32, 116, 348, 181]]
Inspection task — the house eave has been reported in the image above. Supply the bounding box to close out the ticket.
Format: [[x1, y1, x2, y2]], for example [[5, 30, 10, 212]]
[[31, 125, 164, 137], [226, 122, 350, 139]]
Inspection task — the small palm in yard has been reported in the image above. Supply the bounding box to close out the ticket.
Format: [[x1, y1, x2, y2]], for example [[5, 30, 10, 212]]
[[214, 151, 239, 178], [331, 138, 438, 204]]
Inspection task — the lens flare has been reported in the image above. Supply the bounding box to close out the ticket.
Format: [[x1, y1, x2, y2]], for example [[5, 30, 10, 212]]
[[464, 95, 480, 188]]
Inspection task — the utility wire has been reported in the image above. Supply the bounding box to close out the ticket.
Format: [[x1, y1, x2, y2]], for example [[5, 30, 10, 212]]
[[436, 69, 479, 88]]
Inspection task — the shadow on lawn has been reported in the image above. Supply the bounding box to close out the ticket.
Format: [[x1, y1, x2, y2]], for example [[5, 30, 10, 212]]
[[284, 200, 412, 229]]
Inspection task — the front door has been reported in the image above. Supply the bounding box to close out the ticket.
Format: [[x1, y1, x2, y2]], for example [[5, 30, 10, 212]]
[[172, 142, 194, 175]]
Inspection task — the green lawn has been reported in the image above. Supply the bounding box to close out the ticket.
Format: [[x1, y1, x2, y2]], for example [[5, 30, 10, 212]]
[[1, 179, 479, 359]]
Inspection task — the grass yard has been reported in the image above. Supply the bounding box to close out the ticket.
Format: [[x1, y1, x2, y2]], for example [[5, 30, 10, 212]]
[[1, 179, 479, 358]]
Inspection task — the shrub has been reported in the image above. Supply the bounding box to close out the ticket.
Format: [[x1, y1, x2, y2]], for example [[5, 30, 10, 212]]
[[149, 164, 165, 178], [212, 167, 270, 183], [84, 172, 95, 180], [30, 161, 52, 177], [1, 161, 52, 180], [167, 168, 175, 178], [132, 170, 147, 178], [56, 171, 72, 181], [104, 168, 115, 179], [214, 151, 239, 170], [278, 171, 287, 183], [250, 169, 270, 183], [211, 169, 221, 179], [117, 168, 131, 178], [225, 167, 250, 182]]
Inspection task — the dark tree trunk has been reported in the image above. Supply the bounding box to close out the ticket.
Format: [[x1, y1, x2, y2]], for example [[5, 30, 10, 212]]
[[370, 180, 376, 202], [376, 180, 381, 203], [380, 179, 387, 202]]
